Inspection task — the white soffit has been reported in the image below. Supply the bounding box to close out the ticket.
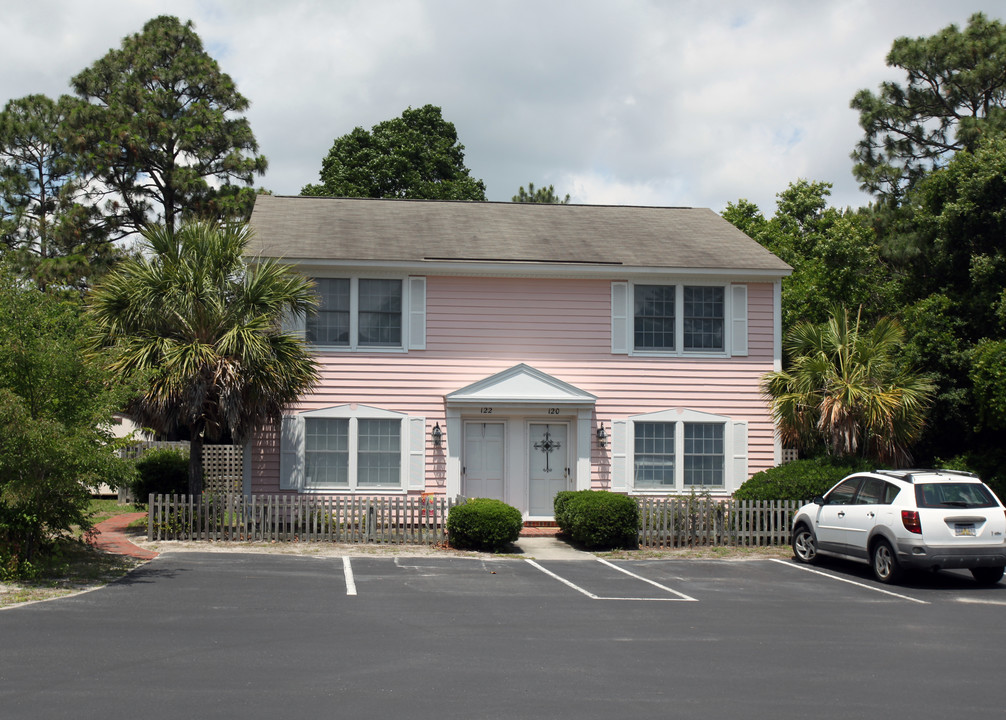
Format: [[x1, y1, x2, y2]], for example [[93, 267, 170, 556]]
[[446, 364, 597, 406]]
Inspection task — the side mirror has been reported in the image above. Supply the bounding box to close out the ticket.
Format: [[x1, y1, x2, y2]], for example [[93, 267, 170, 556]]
[[813, 495, 826, 506]]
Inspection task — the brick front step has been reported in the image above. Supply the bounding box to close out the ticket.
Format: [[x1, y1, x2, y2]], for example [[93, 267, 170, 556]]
[[520, 522, 561, 537]]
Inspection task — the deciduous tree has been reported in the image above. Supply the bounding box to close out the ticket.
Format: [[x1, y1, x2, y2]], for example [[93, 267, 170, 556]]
[[302, 105, 486, 200], [0, 264, 133, 570], [724, 181, 896, 331]]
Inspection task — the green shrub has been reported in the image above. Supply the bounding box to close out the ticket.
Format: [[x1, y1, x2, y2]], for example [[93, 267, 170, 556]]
[[733, 456, 872, 502], [132, 448, 189, 503], [559, 491, 638, 550], [447, 498, 523, 552], [553, 490, 586, 531]]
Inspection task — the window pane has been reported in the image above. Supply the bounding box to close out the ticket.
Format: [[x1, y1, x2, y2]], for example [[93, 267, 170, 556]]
[[305, 418, 349, 487], [684, 423, 723, 487], [683, 286, 724, 351], [307, 278, 350, 345], [359, 279, 402, 347], [634, 285, 676, 350], [358, 419, 401, 486], [634, 422, 675, 488], [826, 478, 861, 505]]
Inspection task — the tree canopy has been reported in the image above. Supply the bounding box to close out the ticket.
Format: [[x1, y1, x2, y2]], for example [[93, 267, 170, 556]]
[[66, 15, 267, 236], [0, 94, 115, 291], [851, 13, 1006, 202], [723, 180, 896, 330], [302, 105, 486, 200], [0, 263, 133, 570], [86, 222, 319, 494], [512, 182, 570, 204], [761, 308, 934, 465]]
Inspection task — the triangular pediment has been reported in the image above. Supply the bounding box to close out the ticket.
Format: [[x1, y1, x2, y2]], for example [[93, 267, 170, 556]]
[[446, 364, 596, 406]]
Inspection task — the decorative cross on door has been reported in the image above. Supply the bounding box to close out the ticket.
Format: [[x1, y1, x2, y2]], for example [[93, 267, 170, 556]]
[[533, 425, 561, 472]]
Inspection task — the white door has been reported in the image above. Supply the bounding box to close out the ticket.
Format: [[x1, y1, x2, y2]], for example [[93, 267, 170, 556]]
[[463, 422, 505, 500], [528, 423, 569, 517]]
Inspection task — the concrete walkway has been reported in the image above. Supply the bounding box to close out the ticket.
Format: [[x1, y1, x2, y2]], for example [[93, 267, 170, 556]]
[[91, 512, 587, 560], [91, 513, 159, 560], [511, 535, 590, 559]]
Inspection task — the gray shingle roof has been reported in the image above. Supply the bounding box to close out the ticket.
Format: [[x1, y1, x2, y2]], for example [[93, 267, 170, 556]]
[[247, 194, 790, 273]]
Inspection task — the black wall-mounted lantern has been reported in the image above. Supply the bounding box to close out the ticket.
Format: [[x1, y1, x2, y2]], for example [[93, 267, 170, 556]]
[[597, 423, 607, 448], [432, 422, 444, 448]]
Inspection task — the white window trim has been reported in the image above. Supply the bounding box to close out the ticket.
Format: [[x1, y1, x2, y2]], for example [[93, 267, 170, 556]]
[[618, 408, 748, 494], [290, 275, 426, 353], [614, 281, 748, 358], [280, 405, 426, 493]]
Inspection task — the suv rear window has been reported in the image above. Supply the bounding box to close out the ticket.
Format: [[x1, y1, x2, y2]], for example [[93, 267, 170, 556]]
[[915, 482, 998, 509]]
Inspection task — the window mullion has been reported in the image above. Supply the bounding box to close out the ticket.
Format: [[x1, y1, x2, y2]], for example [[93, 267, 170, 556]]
[[675, 285, 684, 356], [675, 420, 684, 491], [350, 277, 359, 349], [348, 416, 359, 489]]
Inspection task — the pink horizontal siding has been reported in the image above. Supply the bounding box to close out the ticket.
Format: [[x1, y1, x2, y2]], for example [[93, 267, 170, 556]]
[[252, 277, 779, 495]]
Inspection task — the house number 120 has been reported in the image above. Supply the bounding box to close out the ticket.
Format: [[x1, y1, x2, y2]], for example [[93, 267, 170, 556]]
[[548, 408, 560, 414]]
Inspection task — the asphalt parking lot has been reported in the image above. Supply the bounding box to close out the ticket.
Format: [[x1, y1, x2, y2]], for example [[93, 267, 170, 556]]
[[2, 552, 1005, 720]]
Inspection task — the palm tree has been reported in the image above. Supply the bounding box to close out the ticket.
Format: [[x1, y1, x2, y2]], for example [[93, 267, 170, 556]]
[[762, 307, 934, 466], [87, 222, 319, 495]]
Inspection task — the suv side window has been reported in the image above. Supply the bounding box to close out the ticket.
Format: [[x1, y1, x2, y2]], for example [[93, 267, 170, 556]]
[[826, 478, 861, 505], [856, 477, 899, 505]]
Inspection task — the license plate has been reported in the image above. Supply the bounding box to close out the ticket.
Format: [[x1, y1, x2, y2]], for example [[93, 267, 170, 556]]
[[955, 523, 976, 537]]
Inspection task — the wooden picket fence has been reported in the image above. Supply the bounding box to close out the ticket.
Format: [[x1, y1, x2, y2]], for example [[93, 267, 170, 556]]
[[147, 493, 464, 544], [637, 497, 799, 547]]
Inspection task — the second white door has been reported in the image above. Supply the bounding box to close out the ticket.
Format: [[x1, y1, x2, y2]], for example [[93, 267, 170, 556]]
[[528, 422, 569, 516]]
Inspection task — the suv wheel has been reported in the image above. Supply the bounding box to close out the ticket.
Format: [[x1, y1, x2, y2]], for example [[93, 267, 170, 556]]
[[792, 525, 818, 564], [871, 539, 902, 584], [971, 566, 1005, 585]]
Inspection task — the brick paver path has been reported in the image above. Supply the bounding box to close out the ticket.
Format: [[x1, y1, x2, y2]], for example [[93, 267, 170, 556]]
[[91, 513, 158, 560]]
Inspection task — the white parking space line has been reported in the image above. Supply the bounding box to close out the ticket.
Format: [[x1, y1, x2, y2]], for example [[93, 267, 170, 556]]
[[770, 559, 928, 604], [956, 597, 1006, 606], [594, 558, 698, 601], [343, 556, 357, 596], [526, 559, 696, 602]]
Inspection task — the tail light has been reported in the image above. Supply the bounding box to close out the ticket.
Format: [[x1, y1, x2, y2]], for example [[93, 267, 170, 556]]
[[902, 510, 922, 534]]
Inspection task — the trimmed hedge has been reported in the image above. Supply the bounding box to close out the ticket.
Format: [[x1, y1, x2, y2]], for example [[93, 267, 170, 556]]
[[447, 498, 523, 552], [131, 448, 189, 503], [733, 456, 873, 502], [554, 490, 638, 550]]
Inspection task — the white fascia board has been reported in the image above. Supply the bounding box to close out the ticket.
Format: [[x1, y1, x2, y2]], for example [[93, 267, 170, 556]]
[[250, 257, 791, 281]]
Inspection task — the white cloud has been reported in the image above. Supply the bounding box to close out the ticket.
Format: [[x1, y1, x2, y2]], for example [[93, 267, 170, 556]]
[[3, 0, 1005, 216]]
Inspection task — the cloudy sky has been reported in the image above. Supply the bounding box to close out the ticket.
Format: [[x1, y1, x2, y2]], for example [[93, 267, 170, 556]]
[[3, 1, 1004, 215]]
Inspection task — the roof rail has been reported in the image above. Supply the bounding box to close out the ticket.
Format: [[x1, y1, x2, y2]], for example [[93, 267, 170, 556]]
[[874, 468, 979, 484]]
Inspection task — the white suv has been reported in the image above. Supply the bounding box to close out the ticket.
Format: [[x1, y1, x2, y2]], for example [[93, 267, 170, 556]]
[[791, 469, 1006, 584]]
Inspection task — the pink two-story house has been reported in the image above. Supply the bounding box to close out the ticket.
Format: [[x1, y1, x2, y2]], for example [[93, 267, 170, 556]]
[[244, 195, 790, 520]]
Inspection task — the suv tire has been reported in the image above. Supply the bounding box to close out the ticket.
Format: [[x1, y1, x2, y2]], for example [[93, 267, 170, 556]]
[[871, 539, 902, 584], [792, 525, 818, 564], [971, 566, 1004, 585]]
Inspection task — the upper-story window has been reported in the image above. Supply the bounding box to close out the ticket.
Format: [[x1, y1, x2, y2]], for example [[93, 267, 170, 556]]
[[614, 281, 744, 357], [306, 278, 405, 349], [683, 286, 724, 352], [633, 284, 724, 352]]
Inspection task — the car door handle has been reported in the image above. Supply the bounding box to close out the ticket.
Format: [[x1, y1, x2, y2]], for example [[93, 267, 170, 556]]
[[837, 511, 845, 518], [867, 511, 875, 518]]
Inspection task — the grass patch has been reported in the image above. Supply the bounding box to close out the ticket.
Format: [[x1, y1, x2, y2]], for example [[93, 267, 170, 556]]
[[1, 500, 148, 609], [1, 538, 146, 609], [87, 498, 144, 526], [596, 545, 792, 560]]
